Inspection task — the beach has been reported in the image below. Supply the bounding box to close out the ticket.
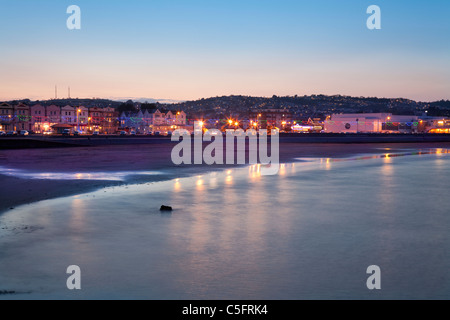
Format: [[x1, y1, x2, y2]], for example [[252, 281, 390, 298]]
[[2, 141, 450, 214], [0, 142, 449, 299]]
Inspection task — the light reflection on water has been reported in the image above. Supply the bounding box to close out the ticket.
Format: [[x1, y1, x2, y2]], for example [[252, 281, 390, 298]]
[[0, 149, 449, 299], [0, 166, 162, 181]]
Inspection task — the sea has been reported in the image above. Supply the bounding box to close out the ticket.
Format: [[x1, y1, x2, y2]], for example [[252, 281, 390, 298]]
[[0, 148, 449, 300]]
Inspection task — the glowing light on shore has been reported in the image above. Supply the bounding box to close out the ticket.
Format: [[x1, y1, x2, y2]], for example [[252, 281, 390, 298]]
[[249, 164, 262, 180], [383, 154, 392, 164], [196, 177, 204, 190], [174, 179, 181, 191], [279, 163, 286, 176], [0, 168, 162, 181], [325, 158, 331, 170]]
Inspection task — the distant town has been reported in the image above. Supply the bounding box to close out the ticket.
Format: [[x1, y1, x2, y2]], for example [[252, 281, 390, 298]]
[[1, 95, 450, 136]]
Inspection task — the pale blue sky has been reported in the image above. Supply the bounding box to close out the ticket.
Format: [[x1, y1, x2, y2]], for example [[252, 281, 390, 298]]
[[0, 0, 449, 101]]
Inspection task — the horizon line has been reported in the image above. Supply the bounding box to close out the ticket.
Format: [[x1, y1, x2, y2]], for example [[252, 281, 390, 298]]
[[1, 94, 450, 105]]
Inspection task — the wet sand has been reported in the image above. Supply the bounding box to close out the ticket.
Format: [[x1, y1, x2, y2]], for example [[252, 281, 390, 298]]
[[1, 142, 450, 214]]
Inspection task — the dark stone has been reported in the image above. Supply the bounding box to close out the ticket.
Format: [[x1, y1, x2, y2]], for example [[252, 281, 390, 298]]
[[160, 205, 173, 211], [0, 290, 16, 295]]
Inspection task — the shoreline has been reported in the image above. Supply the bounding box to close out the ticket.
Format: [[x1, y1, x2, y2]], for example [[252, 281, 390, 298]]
[[2, 133, 450, 150], [1, 141, 450, 214]]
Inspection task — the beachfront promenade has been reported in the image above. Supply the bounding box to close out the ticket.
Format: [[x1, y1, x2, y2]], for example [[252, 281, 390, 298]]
[[2, 133, 450, 149]]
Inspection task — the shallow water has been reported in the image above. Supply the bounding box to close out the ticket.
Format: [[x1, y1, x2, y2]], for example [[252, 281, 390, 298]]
[[0, 166, 163, 181], [0, 149, 449, 299]]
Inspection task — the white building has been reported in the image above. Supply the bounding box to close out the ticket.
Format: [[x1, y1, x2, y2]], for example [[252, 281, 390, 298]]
[[77, 106, 89, 131], [324, 113, 420, 133]]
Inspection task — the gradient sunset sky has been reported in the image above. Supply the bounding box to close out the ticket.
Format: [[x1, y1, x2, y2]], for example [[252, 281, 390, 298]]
[[0, 0, 449, 102]]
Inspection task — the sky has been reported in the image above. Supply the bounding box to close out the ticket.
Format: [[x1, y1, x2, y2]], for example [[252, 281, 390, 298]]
[[0, 0, 449, 102]]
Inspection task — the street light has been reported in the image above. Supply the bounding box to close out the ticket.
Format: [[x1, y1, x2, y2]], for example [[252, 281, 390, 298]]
[[256, 114, 262, 129], [77, 108, 81, 133]]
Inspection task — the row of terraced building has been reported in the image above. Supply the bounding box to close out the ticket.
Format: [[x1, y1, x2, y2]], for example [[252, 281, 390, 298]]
[[0, 103, 187, 134]]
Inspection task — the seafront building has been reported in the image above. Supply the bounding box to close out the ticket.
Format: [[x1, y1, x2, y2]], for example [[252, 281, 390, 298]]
[[0, 102, 32, 132], [30, 104, 47, 133], [425, 119, 450, 134], [78, 106, 89, 132], [1, 102, 450, 135], [13, 103, 31, 132], [47, 105, 61, 127], [60, 105, 76, 126], [88, 107, 117, 134], [324, 113, 421, 133], [250, 109, 293, 130], [119, 110, 187, 133], [0, 103, 120, 134], [0, 102, 14, 132]]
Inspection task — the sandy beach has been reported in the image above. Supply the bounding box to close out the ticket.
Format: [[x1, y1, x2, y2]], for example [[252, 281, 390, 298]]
[[1, 141, 450, 214]]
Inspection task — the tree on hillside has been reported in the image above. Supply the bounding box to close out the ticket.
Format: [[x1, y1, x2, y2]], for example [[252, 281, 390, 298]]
[[118, 100, 137, 114], [141, 103, 157, 111]]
